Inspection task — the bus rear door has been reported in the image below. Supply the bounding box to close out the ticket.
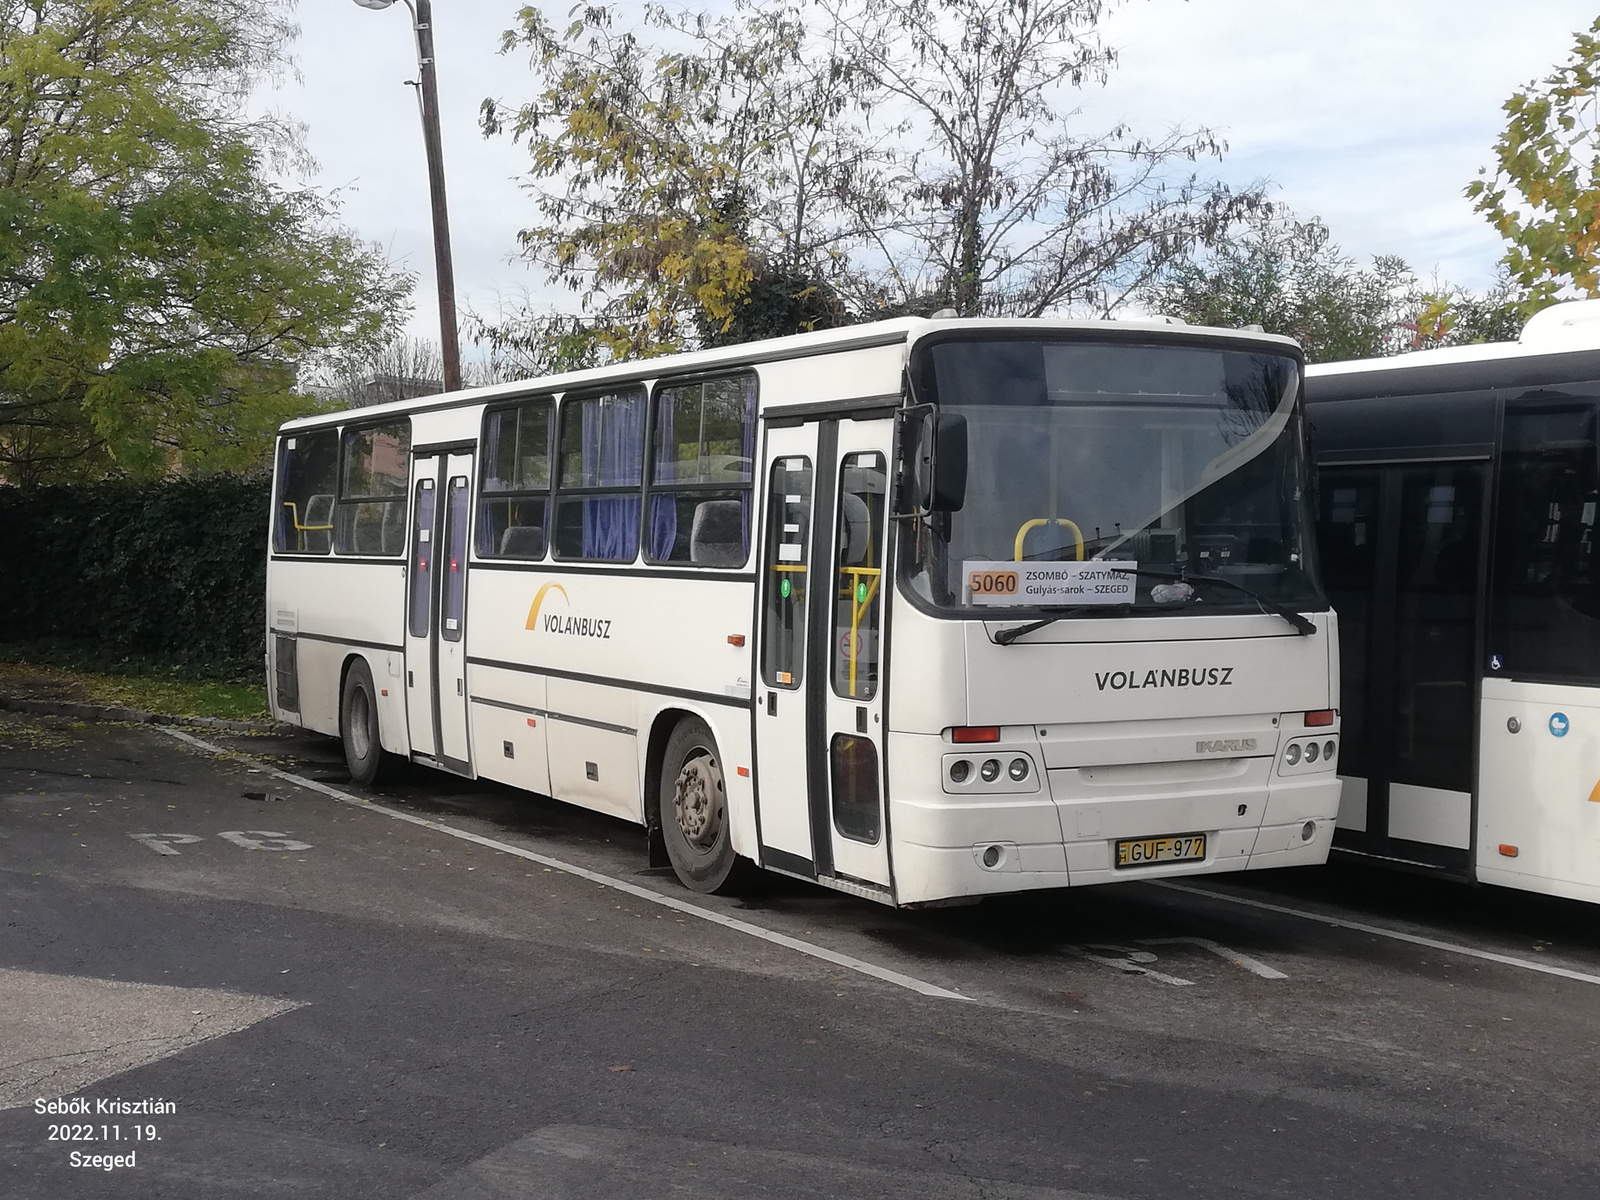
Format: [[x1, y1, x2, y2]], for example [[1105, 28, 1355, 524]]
[[405, 450, 475, 773]]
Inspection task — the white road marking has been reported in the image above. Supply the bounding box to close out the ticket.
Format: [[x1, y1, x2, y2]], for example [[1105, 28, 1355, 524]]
[[1070, 944, 1195, 986], [128, 832, 200, 856], [1156, 881, 1600, 988], [218, 830, 313, 852], [159, 729, 974, 1004], [1139, 936, 1288, 979]]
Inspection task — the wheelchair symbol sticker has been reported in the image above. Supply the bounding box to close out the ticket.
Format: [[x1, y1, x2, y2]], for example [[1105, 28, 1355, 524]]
[[1550, 712, 1570, 738]]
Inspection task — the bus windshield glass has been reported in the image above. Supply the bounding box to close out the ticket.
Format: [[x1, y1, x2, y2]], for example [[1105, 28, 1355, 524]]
[[905, 337, 1324, 616]]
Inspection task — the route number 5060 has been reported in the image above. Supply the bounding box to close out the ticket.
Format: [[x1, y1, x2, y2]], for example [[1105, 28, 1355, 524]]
[[968, 570, 1019, 595]]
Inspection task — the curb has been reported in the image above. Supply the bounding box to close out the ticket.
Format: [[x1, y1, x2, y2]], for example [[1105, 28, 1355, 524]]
[[0, 694, 296, 736]]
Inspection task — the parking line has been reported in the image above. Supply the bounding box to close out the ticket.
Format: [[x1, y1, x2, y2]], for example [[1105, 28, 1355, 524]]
[[1155, 881, 1600, 988], [159, 729, 974, 1004]]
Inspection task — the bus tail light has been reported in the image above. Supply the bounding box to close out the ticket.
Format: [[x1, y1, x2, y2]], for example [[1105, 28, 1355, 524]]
[[1305, 710, 1335, 727], [952, 726, 1001, 743]]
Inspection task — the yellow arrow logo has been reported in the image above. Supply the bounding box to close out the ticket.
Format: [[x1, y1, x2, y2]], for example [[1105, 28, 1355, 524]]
[[526, 582, 569, 630]]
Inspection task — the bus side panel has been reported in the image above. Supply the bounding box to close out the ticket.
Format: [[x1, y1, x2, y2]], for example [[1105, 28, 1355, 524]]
[[267, 559, 406, 741], [755, 344, 904, 406], [1478, 677, 1600, 904], [467, 662, 550, 796]]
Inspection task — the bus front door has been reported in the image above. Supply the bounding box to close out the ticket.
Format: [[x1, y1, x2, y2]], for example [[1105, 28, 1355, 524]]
[[755, 419, 893, 892], [405, 451, 475, 773]]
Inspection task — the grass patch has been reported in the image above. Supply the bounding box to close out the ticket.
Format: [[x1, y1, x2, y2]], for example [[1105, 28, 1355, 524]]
[[0, 657, 269, 721]]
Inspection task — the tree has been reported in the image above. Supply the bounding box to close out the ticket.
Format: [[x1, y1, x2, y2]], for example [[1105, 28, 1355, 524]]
[[1467, 16, 1600, 311], [822, 0, 1266, 318], [483, 1, 878, 361], [484, 0, 1264, 358], [0, 0, 411, 487], [1139, 212, 1525, 363]]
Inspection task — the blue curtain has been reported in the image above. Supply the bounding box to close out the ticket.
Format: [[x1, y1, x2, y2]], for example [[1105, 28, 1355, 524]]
[[581, 391, 644, 559], [648, 393, 677, 559]]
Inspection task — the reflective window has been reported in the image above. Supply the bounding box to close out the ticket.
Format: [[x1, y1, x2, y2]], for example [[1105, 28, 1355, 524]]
[[479, 399, 553, 559], [1490, 394, 1600, 684], [830, 733, 881, 844], [832, 452, 887, 699], [442, 477, 470, 642], [408, 479, 436, 639], [1315, 472, 1380, 780], [761, 457, 813, 689], [274, 430, 338, 554], [645, 374, 756, 566], [554, 387, 645, 561], [336, 422, 410, 556]]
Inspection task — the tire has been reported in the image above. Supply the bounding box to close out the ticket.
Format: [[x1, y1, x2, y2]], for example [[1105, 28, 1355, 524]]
[[659, 716, 746, 894], [340, 658, 399, 786]]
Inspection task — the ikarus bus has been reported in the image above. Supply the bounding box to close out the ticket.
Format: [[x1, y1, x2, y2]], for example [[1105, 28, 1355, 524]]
[[265, 316, 1341, 905]]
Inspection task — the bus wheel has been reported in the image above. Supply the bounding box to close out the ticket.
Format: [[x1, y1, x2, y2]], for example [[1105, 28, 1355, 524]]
[[660, 716, 743, 894], [341, 659, 398, 786]]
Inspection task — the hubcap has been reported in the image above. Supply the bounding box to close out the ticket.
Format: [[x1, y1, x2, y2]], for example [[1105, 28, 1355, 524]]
[[672, 751, 723, 852], [350, 689, 372, 760]]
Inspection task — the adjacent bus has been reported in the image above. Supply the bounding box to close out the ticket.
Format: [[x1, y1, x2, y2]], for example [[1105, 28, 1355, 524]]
[[266, 316, 1340, 905], [1307, 299, 1600, 904]]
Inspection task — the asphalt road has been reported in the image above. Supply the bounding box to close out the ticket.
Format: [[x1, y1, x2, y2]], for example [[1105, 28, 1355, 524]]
[[2, 710, 1598, 1198]]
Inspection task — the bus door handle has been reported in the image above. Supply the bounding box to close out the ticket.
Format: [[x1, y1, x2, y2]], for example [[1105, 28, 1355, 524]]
[[766, 693, 777, 717]]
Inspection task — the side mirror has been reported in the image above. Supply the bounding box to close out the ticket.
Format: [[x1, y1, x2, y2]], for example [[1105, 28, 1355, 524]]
[[912, 412, 967, 513]]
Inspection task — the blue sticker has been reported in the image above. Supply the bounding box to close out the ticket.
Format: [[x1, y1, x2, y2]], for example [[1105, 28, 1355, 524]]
[[1550, 712, 1570, 738], [1489, 654, 1504, 671]]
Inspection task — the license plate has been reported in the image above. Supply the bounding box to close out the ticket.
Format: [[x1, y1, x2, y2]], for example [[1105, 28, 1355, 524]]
[[1115, 833, 1207, 868]]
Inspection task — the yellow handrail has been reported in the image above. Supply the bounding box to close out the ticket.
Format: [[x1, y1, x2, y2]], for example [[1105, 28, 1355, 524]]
[[838, 566, 882, 697], [283, 501, 334, 552], [1014, 517, 1083, 562]]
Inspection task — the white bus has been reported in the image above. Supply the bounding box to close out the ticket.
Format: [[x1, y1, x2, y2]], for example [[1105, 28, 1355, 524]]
[[266, 316, 1341, 905], [1308, 299, 1600, 905]]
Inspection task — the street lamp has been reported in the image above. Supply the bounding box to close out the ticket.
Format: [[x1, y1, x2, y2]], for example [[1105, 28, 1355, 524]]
[[352, 0, 462, 393]]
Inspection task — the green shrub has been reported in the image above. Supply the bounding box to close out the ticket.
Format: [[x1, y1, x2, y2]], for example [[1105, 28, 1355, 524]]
[[0, 475, 271, 678]]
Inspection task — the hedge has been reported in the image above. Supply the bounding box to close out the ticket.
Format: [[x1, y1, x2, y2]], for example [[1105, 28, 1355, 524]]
[[0, 475, 272, 678]]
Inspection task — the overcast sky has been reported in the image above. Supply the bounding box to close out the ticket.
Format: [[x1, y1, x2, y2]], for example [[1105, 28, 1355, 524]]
[[269, 1, 1600, 351]]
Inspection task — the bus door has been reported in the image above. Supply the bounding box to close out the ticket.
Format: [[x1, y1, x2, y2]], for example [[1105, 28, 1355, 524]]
[[755, 418, 893, 891], [405, 451, 475, 772], [1317, 460, 1490, 872]]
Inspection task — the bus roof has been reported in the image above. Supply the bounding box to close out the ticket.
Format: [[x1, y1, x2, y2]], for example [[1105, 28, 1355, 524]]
[[281, 314, 1302, 433], [1307, 298, 1600, 382]]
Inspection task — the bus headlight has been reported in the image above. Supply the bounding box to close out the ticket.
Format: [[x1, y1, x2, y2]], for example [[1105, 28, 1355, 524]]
[[1008, 757, 1030, 782], [949, 759, 971, 784], [1285, 743, 1302, 766], [1324, 740, 1336, 761], [1305, 741, 1320, 763], [980, 759, 1001, 782]]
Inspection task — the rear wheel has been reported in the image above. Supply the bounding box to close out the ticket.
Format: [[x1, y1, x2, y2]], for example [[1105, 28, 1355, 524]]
[[341, 659, 399, 786], [659, 716, 747, 893]]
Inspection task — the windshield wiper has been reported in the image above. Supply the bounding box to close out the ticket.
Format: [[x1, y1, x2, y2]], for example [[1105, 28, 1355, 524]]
[[1141, 567, 1317, 636], [991, 566, 1316, 645]]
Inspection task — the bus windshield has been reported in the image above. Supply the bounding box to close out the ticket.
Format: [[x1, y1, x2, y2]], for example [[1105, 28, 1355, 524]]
[[904, 337, 1325, 617]]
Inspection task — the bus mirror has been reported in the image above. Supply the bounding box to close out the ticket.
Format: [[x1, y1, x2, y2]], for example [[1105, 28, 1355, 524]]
[[913, 412, 967, 513]]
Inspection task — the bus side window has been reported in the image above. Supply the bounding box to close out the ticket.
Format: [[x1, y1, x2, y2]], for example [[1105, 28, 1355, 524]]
[[479, 399, 553, 559], [553, 387, 646, 562], [442, 477, 470, 641], [274, 430, 338, 555], [335, 421, 410, 556], [832, 452, 887, 699], [408, 480, 436, 639], [762, 457, 813, 689], [645, 374, 756, 566]]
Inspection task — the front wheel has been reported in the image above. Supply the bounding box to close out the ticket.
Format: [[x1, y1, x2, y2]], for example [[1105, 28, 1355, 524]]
[[341, 659, 400, 786], [659, 716, 748, 894]]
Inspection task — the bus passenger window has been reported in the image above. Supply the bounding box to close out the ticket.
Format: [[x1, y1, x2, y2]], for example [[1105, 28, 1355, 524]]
[[408, 480, 436, 639], [832, 452, 887, 699], [762, 457, 813, 688], [645, 374, 756, 566], [274, 430, 338, 555], [442, 477, 469, 641], [479, 399, 553, 559], [336, 422, 410, 556], [553, 387, 645, 561]]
